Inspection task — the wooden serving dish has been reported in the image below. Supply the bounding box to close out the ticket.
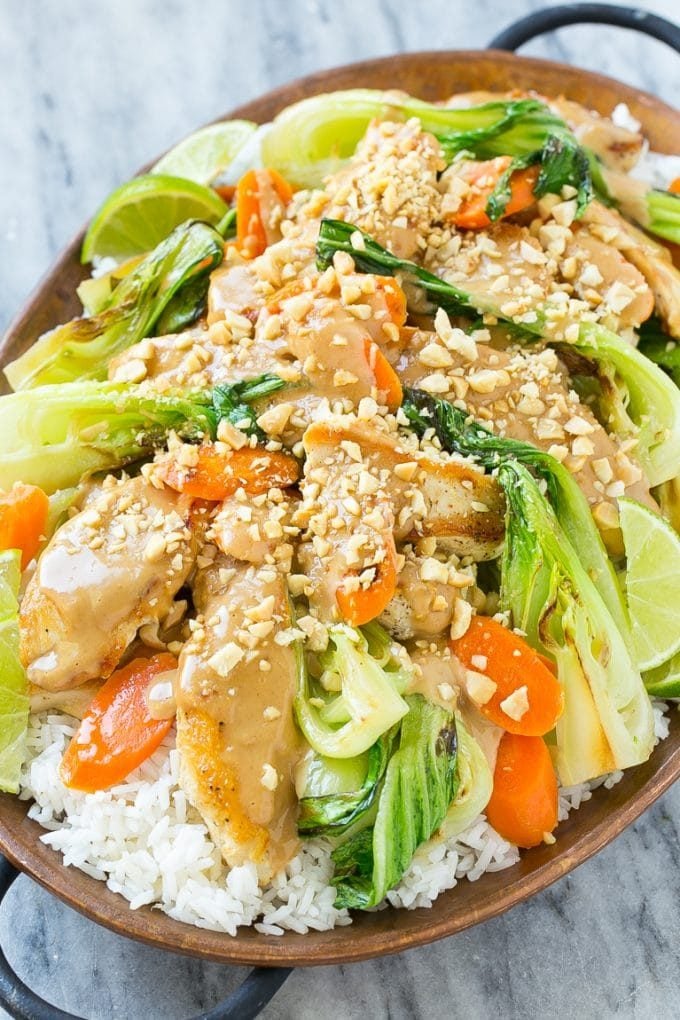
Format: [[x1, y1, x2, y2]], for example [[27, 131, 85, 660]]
[[1, 48, 679, 969]]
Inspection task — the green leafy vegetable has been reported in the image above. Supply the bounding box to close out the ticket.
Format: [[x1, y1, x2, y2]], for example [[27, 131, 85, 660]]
[[565, 322, 680, 487], [298, 729, 397, 836], [599, 165, 680, 245], [316, 219, 544, 337], [0, 550, 29, 794], [0, 382, 215, 493], [637, 319, 680, 388], [499, 461, 654, 785], [645, 189, 680, 245], [212, 374, 287, 441], [331, 695, 458, 909], [487, 133, 593, 221], [4, 220, 225, 391], [438, 717, 492, 838], [294, 624, 409, 759], [0, 374, 284, 494], [401, 387, 630, 639]]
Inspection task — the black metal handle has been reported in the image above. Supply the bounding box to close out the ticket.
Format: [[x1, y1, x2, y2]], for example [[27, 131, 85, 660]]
[[0, 856, 290, 1020], [489, 3, 680, 53]]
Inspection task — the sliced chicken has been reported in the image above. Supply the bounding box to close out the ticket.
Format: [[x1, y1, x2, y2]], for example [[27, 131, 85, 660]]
[[176, 556, 302, 881], [377, 554, 468, 641], [296, 416, 504, 620], [28, 680, 101, 719], [563, 226, 654, 330], [582, 201, 680, 337], [396, 326, 656, 550], [20, 476, 200, 691]]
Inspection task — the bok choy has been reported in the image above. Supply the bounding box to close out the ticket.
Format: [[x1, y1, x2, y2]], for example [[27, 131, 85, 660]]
[[331, 695, 458, 909], [4, 220, 225, 391], [316, 219, 544, 337], [294, 624, 410, 759], [564, 322, 680, 488], [499, 461, 654, 785], [0, 374, 285, 493], [401, 387, 630, 640]]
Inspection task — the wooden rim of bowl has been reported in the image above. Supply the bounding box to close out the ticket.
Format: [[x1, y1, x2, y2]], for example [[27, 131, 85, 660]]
[[1, 48, 679, 967]]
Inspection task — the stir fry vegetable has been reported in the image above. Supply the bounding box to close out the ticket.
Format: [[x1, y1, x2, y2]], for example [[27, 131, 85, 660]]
[[0, 550, 28, 794], [4, 221, 225, 391], [0, 375, 285, 494], [330, 696, 457, 909]]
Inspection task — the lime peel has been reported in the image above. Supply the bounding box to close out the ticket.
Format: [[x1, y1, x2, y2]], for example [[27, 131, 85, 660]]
[[0, 549, 29, 794], [620, 497, 680, 672], [152, 120, 257, 185]]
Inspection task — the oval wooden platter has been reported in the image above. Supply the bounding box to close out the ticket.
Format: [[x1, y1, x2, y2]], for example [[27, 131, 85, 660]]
[[1, 49, 678, 968]]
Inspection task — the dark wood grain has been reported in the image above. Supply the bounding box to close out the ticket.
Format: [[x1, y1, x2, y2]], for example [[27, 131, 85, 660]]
[[1, 48, 678, 967]]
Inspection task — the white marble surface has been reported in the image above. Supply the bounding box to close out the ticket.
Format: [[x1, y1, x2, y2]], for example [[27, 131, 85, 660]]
[[1, 0, 680, 1016]]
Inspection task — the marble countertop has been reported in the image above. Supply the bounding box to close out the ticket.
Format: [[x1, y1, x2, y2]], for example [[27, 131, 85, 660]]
[[1, 0, 679, 1016]]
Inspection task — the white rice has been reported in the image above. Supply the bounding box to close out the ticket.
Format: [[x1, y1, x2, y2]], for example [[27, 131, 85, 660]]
[[18, 700, 672, 935]]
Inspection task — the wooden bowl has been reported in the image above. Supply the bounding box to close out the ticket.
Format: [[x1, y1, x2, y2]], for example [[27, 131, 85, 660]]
[[1, 49, 679, 968]]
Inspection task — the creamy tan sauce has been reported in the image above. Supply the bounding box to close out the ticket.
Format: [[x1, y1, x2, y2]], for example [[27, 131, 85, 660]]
[[176, 558, 303, 878], [20, 477, 198, 691]]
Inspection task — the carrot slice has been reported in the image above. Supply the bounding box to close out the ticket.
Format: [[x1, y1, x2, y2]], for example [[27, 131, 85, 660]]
[[0, 483, 49, 569], [449, 157, 539, 230], [60, 654, 177, 792], [670, 177, 680, 195], [486, 732, 558, 848], [450, 616, 563, 736], [364, 338, 403, 410], [374, 276, 407, 326], [236, 168, 293, 259], [161, 443, 300, 501], [336, 531, 398, 627]]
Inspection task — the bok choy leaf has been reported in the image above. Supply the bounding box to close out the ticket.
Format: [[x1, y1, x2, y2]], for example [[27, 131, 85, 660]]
[[564, 322, 680, 487], [294, 624, 409, 759], [298, 729, 397, 837], [499, 461, 654, 785], [401, 387, 630, 641], [316, 219, 544, 337], [4, 220, 225, 391], [0, 374, 284, 493], [331, 695, 458, 909]]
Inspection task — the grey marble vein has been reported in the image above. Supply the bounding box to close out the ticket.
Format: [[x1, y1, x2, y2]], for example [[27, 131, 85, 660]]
[[0, 1, 679, 1017]]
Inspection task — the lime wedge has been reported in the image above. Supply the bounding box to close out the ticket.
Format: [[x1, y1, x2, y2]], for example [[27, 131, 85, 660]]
[[152, 120, 256, 185], [81, 174, 228, 263], [0, 549, 29, 794], [619, 497, 680, 671], [644, 651, 680, 698]]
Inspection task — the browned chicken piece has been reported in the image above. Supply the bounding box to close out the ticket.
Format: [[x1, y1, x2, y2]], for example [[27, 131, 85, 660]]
[[20, 476, 200, 691], [548, 96, 643, 173], [324, 119, 444, 259], [176, 556, 303, 881], [107, 317, 297, 393], [28, 680, 102, 719], [377, 554, 465, 641], [396, 326, 656, 553], [295, 416, 504, 620], [581, 201, 680, 337], [562, 226, 654, 330], [209, 489, 299, 565]]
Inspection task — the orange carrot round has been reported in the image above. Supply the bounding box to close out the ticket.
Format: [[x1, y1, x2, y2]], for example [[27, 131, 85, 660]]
[[450, 616, 563, 736], [337, 532, 398, 627], [449, 157, 539, 230], [364, 339, 403, 410], [669, 177, 680, 195], [0, 483, 49, 569], [236, 168, 293, 259], [162, 444, 300, 501], [374, 276, 407, 326], [60, 654, 177, 792], [486, 732, 558, 848]]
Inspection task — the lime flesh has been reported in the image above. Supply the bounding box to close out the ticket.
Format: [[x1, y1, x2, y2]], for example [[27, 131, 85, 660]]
[[81, 174, 228, 263], [619, 497, 680, 671], [152, 120, 256, 185], [0, 549, 29, 794]]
